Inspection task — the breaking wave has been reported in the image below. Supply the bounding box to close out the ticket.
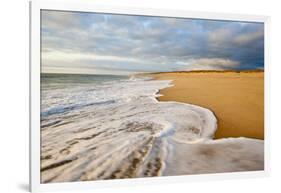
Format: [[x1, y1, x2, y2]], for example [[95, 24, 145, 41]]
[[41, 76, 264, 183]]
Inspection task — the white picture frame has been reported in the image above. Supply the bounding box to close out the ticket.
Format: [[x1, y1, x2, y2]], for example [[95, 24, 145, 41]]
[[30, 0, 270, 192]]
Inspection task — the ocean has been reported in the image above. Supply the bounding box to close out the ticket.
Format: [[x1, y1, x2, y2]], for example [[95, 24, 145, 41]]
[[40, 73, 263, 183], [41, 73, 129, 118]]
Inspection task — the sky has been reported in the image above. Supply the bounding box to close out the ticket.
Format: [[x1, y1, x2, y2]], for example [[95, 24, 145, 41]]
[[41, 10, 264, 75]]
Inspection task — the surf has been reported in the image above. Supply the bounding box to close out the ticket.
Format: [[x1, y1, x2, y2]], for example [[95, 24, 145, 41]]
[[40, 75, 263, 183]]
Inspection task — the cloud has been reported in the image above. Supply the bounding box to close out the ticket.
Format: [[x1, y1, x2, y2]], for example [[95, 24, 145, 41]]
[[41, 10, 81, 30], [208, 28, 233, 48], [234, 30, 264, 45], [41, 10, 264, 74], [42, 50, 141, 64], [184, 58, 240, 70]]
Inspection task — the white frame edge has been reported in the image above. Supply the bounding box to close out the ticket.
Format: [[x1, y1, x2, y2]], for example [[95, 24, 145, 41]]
[[30, 0, 271, 192]]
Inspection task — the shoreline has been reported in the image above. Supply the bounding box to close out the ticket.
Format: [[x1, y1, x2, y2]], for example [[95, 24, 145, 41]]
[[151, 70, 264, 140], [41, 72, 264, 182]]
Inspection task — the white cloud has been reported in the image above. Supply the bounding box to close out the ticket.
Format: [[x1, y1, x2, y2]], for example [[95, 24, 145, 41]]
[[41, 10, 80, 30], [42, 66, 136, 75], [42, 50, 141, 63], [208, 28, 232, 47], [184, 58, 240, 70], [41, 50, 168, 75], [233, 30, 264, 45]]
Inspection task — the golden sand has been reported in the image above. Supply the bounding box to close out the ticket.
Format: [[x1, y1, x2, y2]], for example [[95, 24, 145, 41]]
[[153, 71, 264, 139]]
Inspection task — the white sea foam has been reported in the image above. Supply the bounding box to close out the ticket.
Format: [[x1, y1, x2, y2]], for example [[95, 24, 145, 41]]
[[41, 76, 264, 183]]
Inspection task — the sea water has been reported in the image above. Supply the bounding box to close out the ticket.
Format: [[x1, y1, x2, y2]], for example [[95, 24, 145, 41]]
[[41, 73, 264, 183]]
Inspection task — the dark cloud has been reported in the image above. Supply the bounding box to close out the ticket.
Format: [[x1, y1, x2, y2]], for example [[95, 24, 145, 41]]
[[41, 10, 264, 74]]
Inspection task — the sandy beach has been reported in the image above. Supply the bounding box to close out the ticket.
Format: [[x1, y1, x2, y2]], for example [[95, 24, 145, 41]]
[[40, 72, 264, 182], [153, 71, 264, 139], [39, 11, 265, 183]]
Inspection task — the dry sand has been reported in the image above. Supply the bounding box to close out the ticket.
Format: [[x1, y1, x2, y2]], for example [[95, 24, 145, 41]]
[[153, 71, 264, 139]]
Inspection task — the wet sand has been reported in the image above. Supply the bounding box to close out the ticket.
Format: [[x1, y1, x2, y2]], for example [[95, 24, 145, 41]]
[[152, 71, 264, 139]]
